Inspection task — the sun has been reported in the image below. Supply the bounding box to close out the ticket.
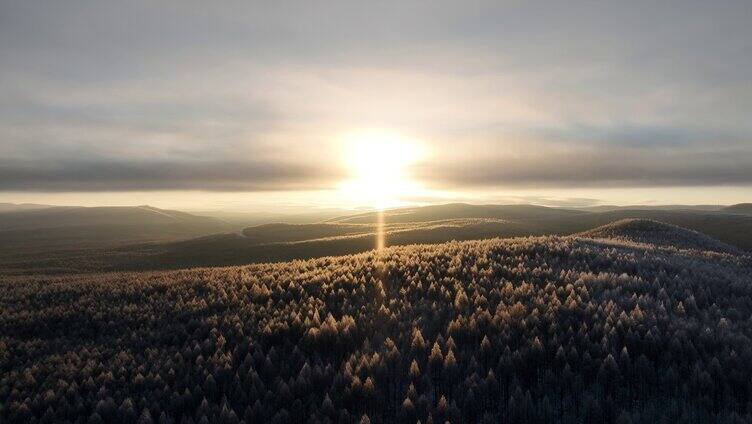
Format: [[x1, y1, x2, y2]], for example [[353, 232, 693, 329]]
[[338, 129, 424, 210]]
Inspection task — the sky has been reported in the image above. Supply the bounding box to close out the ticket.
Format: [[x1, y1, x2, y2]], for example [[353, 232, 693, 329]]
[[1, 1, 751, 211]]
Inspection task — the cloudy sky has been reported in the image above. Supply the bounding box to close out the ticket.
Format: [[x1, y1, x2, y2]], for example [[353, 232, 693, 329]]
[[1, 1, 751, 210]]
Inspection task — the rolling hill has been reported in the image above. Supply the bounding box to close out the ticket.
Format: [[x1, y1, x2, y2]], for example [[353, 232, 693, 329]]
[[0, 205, 225, 231], [191, 208, 357, 227], [109, 204, 752, 272], [2, 226, 751, 423], [575, 204, 724, 213], [537, 209, 752, 251], [579, 218, 739, 253], [723, 203, 752, 215], [316, 204, 752, 253], [0, 205, 232, 274], [105, 218, 527, 272], [3, 202, 752, 275], [0, 203, 53, 213], [329, 203, 586, 224]]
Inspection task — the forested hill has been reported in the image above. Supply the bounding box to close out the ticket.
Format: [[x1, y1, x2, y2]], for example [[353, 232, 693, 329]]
[[5, 203, 752, 275], [579, 219, 740, 254], [723, 203, 752, 215], [1, 232, 751, 423]]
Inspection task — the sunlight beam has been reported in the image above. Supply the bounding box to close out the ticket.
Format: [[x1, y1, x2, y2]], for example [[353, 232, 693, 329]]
[[376, 208, 385, 251]]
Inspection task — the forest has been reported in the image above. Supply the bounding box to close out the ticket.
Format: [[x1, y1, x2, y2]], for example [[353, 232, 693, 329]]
[[2, 221, 752, 423]]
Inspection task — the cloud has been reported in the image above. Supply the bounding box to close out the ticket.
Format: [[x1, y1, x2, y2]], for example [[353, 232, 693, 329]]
[[0, 159, 344, 192], [1, 1, 751, 193], [416, 143, 752, 189]]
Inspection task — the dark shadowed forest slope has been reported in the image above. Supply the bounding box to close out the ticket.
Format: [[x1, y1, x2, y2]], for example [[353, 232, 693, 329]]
[[2, 230, 752, 423], [241, 222, 379, 243], [113, 219, 528, 272], [0, 206, 232, 274], [0, 203, 53, 213], [0, 205, 226, 232], [193, 208, 355, 228]]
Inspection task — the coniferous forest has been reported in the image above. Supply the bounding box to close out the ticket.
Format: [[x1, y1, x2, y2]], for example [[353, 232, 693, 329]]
[[2, 225, 752, 423]]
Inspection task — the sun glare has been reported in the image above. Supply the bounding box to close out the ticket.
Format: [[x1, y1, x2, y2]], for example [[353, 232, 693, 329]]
[[339, 129, 424, 210]]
